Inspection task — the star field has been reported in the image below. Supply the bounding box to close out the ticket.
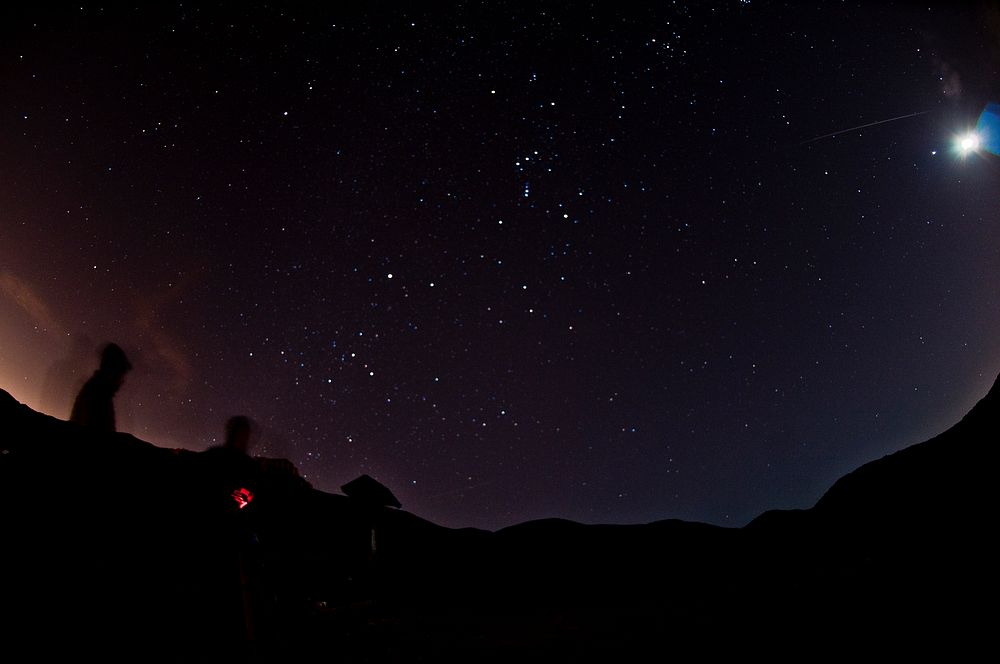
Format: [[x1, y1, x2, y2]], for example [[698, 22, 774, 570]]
[[1, 2, 998, 530]]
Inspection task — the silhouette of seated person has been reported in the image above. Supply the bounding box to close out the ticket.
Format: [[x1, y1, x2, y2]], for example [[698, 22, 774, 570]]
[[69, 342, 132, 432]]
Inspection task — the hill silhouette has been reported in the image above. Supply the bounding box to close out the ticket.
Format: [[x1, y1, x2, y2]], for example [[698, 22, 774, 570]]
[[1, 374, 996, 656]]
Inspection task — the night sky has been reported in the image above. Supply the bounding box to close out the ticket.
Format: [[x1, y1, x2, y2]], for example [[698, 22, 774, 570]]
[[2, 2, 998, 531]]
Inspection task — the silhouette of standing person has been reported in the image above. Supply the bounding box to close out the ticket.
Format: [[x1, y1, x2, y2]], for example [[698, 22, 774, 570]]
[[69, 342, 132, 432], [199, 415, 262, 640]]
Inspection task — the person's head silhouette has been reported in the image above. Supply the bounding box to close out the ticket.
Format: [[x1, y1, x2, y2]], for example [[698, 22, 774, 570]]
[[99, 343, 132, 391], [224, 415, 254, 454], [69, 342, 132, 431]]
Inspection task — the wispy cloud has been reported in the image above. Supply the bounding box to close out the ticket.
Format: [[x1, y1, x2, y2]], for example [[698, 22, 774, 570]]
[[133, 273, 201, 393], [0, 271, 62, 334]]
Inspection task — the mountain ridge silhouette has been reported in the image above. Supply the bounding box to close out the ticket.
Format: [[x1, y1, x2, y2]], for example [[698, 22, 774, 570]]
[[1, 373, 995, 653]]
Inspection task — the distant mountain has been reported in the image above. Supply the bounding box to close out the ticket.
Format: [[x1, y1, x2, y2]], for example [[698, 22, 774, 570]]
[[2, 375, 996, 654], [745, 372, 996, 536], [812, 374, 996, 527]]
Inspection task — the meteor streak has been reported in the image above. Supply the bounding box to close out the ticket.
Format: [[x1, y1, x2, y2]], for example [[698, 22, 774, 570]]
[[799, 110, 930, 145]]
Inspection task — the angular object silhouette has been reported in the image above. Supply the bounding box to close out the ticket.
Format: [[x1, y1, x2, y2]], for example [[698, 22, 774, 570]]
[[341, 473, 401, 508]]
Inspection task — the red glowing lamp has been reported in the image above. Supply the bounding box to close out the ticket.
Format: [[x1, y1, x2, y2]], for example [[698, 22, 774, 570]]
[[231, 487, 254, 509]]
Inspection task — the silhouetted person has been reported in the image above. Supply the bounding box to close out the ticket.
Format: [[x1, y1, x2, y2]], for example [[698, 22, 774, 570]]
[[202, 415, 261, 513], [197, 415, 263, 639], [69, 342, 132, 432]]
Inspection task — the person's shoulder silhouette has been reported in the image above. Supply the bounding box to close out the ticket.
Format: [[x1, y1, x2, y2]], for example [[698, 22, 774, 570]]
[[70, 342, 132, 432]]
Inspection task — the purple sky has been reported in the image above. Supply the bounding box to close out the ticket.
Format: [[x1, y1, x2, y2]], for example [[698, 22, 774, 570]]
[[1, 2, 998, 530]]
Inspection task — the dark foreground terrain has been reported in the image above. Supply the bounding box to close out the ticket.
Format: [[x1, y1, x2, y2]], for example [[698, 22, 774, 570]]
[[1, 376, 996, 658]]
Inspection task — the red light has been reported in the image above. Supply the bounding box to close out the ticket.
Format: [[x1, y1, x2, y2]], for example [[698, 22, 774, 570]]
[[231, 487, 254, 509]]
